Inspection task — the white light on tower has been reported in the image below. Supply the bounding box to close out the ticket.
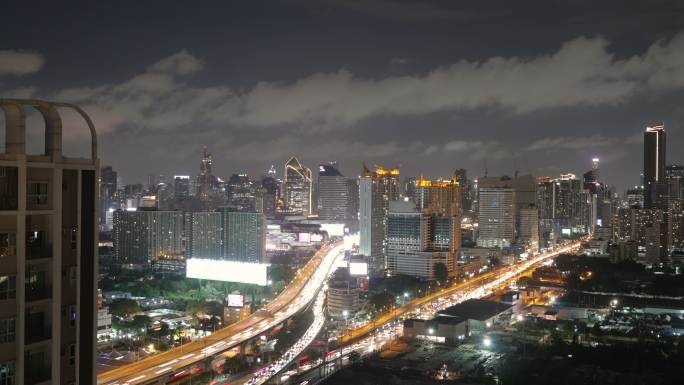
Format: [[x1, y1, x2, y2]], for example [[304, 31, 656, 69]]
[[592, 158, 599, 171]]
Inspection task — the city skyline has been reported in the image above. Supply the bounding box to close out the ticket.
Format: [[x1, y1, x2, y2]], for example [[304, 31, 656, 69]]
[[2, 1, 684, 190]]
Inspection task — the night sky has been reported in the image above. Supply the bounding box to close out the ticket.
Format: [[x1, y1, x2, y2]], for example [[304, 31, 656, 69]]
[[2, 0, 684, 190]]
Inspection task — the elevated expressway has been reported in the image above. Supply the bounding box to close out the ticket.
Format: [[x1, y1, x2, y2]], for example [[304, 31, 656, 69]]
[[340, 241, 583, 346], [97, 241, 344, 385]]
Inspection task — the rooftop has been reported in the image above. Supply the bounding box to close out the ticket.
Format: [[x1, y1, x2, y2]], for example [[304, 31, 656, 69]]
[[437, 299, 513, 321]]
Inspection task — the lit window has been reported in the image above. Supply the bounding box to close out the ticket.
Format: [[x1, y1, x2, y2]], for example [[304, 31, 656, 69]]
[[0, 276, 16, 300], [0, 234, 16, 258]]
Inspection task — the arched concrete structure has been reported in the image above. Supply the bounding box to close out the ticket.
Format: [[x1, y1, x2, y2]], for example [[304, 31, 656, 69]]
[[0, 98, 97, 161], [0, 100, 26, 154]]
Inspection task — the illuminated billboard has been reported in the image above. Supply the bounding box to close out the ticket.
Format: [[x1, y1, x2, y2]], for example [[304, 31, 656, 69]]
[[186, 258, 270, 286], [226, 294, 245, 308], [297, 233, 324, 243], [349, 262, 368, 276]]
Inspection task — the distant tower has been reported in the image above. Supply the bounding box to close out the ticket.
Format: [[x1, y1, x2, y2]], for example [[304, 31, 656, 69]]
[[196, 146, 216, 202], [283, 156, 313, 216], [592, 157, 600, 178], [644, 124, 666, 208]]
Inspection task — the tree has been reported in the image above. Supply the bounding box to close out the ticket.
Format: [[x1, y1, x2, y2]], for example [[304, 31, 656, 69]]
[[131, 314, 152, 329], [434, 262, 449, 285], [369, 292, 394, 312], [109, 298, 141, 318]]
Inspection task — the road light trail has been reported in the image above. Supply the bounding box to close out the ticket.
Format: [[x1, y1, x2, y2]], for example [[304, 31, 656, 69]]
[[97, 241, 344, 385]]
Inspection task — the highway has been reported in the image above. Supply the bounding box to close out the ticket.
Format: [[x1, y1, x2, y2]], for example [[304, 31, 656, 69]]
[[97, 241, 345, 385], [339, 241, 582, 346]]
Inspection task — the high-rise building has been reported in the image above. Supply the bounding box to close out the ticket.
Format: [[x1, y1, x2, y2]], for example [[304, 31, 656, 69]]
[[317, 163, 351, 222], [259, 174, 280, 218], [478, 187, 516, 248], [227, 173, 255, 212], [113, 210, 184, 267], [173, 175, 191, 200], [100, 166, 118, 227], [402, 177, 417, 200], [386, 200, 459, 280], [625, 186, 645, 208], [454, 168, 473, 215], [537, 173, 592, 239], [283, 157, 313, 216], [185, 212, 223, 260], [219, 209, 265, 263], [359, 165, 400, 277], [518, 205, 540, 251], [644, 124, 666, 209], [414, 177, 461, 217], [0, 99, 99, 384], [479, 175, 537, 243], [196, 146, 219, 203]]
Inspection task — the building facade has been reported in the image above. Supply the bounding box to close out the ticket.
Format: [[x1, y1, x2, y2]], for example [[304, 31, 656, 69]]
[[0, 99, 99, 384], [317, 163, 351, 222], [358, 165, 400, 277], [477, 187, 516, 248], [220, 209, 265, 263], [113, 210, 184, 267]]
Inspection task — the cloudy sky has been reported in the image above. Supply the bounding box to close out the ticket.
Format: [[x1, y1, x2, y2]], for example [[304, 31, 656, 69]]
[[2, 0, 684, 190]]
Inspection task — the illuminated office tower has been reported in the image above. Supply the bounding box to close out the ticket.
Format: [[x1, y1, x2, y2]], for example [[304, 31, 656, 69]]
[[644, 125, 666, 209], [173, 175, 190, 200], [0, 99, 99, 384], [386, 200, 459, 280], [227, 173, 255, 212], [283, 156, 313, 216], [317, 163, 351, 222], [113, 210, 184, 267], [477, 187, 516, 248], [359, 165, 400, 277]]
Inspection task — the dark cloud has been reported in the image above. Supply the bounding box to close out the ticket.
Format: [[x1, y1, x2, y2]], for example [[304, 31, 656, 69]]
[[1, 0, 683, 190]]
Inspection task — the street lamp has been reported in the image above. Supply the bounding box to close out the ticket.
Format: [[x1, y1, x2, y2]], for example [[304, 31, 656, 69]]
[[483, 336, 492, 348]]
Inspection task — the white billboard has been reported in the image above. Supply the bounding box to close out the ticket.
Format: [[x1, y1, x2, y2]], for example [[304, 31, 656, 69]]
[[186, 259, 270, 286], [227, 294, 245, 308], [349, 262, 368, 276]]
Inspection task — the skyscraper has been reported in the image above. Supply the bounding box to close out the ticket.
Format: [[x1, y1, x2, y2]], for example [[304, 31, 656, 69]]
[[317, 163, 351, 222], [173, 175, 191, 200], [100, 166, 118, 227], [259, 173, 280, 218], [0, 99, 99, 384], [283, 156, 313, 216], [359, 165, 400, 277], [227, 173, 255, 212], [196, 146, 218, 203], [477, 187, 516, 248], [644, 124, 666, 209]]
